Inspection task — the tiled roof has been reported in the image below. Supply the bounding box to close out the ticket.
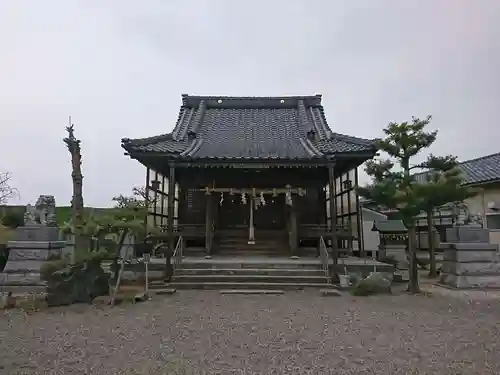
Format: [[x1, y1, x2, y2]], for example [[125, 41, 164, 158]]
[[414, 152, 500, 186], [372, 220, 407, 233], [121, 94, 377, 161]]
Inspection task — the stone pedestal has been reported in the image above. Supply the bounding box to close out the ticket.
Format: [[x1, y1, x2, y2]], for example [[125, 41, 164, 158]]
[[439, 243, 500, 289], [0, 225, 66, 294]]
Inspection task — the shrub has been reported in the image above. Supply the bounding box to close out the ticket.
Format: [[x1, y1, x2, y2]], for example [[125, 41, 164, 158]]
[[0, 244, 8, 272], [47, 252, 62, 261], [1, 211, 24, 228], [40, 260, 67, 280], [351, 272, 392, 296], [74, 248, 114, 264]]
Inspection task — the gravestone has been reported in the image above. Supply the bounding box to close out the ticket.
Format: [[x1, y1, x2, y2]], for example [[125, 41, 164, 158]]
[[0, 196, 66, 295]]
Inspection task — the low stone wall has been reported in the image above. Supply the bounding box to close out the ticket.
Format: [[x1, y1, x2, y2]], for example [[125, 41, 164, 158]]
[[439, 243, 500, 289]]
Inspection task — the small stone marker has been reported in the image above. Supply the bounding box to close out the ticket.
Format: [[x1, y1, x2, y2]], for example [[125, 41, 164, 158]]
[[320, 289, 341, 296], [153, 288, 177, 296]]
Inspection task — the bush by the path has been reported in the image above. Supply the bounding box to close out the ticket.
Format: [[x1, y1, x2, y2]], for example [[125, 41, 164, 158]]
[[352, 272, 392, 296]]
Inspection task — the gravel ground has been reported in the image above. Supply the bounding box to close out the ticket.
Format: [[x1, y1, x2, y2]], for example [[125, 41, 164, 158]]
[[1, 290, 500, 375]]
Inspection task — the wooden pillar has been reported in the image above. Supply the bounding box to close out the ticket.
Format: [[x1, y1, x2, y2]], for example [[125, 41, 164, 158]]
[[339, 172, 344, 250], [289, 200, 298, 257], [346, 173, 353, 251], [354, 167, 364, 257], [167, 164, 176, 253], [144, 167, 150, 230], [205, 193, 213, 256], [328, 164, 338, 265], [317, 187, 326, 257]]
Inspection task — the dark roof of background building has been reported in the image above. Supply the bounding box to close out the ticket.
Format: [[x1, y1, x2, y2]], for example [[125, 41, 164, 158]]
[[372, 219, 407, 232], [121, 94, 377, 161], [414, 152, 500, 186]]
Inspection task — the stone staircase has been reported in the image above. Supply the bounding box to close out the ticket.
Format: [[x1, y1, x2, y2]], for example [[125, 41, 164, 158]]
[[150, 257, 334, 291], [215, 235, 286, 257]]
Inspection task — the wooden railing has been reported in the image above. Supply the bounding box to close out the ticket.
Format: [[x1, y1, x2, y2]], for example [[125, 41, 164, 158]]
[[299, 224, 355, 240], [172, 236, 184, 278], [319, 236, 330, 278]]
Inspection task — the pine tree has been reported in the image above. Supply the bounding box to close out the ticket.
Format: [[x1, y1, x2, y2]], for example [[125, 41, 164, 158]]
[[358, 116, 438, 293], [414, 156, 478, 277]]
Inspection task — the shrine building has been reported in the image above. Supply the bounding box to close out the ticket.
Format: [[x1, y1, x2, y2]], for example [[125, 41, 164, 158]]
[[121, 94, 377, 263]]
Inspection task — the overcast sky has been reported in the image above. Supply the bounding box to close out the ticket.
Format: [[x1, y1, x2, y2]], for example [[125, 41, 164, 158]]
[[1, 0, 499, 207]]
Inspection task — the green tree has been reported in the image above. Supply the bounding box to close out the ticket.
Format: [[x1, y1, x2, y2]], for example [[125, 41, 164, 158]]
[[358, 116, 439, 293], [414, 156, 478, 277]]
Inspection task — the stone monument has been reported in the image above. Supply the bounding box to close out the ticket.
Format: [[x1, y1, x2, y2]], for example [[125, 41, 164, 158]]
[[440, 227, 500, 289], [0, 195, 66, 295]]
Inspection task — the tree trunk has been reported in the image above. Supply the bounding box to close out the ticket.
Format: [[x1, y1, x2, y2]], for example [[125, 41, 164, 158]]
[[427, 210, 438, 278], [407, 226, 421, 293], [64, 124, 86, 251], [113, 229, 129, 281]]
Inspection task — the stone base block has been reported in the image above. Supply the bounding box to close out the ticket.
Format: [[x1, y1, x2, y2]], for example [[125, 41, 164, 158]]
[[7, 248, 63, 261], [0, 273, 46, 286], [13, 226, 60, 242], [442, 261, 500, 275], [443, 243, 499, 263], [439, 273, 500, 289], [445, 227, 490, 243], [7, 241, 66, 250], [2, 260, 46, 273]]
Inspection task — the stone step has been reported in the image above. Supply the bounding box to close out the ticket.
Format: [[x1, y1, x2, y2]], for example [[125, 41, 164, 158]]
[[178, 261, 323, 270], [216, 244, 286, 250], [217, 236, 285, 242], [172, 274, 330, 283], [159, 281, 336, 290], [214, 251, 288, 257], [177, 268, 325, 276]]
